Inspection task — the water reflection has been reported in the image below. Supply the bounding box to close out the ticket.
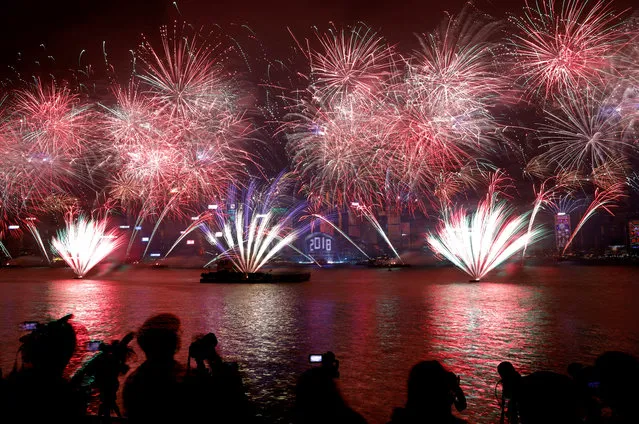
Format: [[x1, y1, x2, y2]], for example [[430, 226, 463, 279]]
[[1, 266, 638, 423]]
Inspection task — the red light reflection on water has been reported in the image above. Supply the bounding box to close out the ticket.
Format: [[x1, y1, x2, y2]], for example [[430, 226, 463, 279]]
[[2, 266, 639, 424]]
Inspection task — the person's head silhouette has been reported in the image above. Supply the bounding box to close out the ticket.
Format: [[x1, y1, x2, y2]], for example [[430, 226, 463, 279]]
[[407, 360, 460, 416], [18, 314, 76, 377], [136, 314, 181, 362], [595, 351, 639, 417]]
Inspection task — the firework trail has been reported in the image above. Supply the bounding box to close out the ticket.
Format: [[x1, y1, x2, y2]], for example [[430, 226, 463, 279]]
[[427, 197, 544, 281], [509, 0, 630, 99], [51, 213, 122, 278], [0, 241, 10, 259], [562, 182, 626, 254], [309, 214, 371, 260], [25, 220, 51, 264], [522, 179, 559, 258], [352, 203, 402, 261], [164, 213, 211, 258]]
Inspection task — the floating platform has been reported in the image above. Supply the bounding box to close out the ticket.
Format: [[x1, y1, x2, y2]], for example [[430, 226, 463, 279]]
[[366, 258, 411, 269], [200, 270, 311, 283]]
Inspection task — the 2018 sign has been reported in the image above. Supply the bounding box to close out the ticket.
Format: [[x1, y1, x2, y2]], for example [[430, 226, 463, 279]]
[[305, 233, 334, 254]]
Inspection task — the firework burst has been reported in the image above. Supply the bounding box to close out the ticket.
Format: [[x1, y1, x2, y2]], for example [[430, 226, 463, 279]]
[[392, 6, 504, 205], [137, 25, 237, 120], [509, 0, 630, 99], [535, 91, 634, 177], [0, 81, 95, 214], [305, 24, 397, 103], [13, 81, 93, 156], [101, 27, 256, 242]]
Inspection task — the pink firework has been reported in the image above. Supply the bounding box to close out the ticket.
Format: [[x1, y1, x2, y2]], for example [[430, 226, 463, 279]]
[[509, 0, 630, 99], [13, 81, 93, 156], [286, 97, 397, 209], [0, 125, 75, 214], [100, 83, 162, 149], [394, 7, 503, 202], [0, 80, 95, 214], [285, 24, 399, 209], [137, 25, 236, 120], [103, 27, 255, 217], [405, 6, 503, 116], [304, 24, 397, 104]]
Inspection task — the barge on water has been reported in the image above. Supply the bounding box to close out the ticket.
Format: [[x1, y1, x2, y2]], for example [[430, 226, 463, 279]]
[[200, 270, 310, 283]]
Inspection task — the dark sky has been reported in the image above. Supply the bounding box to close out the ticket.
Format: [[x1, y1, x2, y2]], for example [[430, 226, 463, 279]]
[[2, 0, 636, 72]]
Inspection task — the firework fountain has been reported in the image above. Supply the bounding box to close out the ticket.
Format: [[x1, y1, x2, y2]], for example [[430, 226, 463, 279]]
[[199, 176, 317, 273], [51, 214, 122, 278], [427, 173, 545, 281]]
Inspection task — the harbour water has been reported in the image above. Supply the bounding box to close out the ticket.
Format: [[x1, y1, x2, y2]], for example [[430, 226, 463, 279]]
[[1, 264, 638, 423]]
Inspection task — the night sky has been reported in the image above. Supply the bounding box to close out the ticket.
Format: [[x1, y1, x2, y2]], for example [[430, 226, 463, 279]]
[[2, 0, 637, 71]]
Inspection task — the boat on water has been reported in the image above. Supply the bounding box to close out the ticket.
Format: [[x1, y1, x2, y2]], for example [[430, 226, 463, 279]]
[[200, 259, 311, 283], [366, 256, 411, 269], [200, 270, 311, 283]]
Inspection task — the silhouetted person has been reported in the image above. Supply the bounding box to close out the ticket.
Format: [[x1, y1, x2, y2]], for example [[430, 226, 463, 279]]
[[3, 314, 86, 423], [498, 361, 581, 424], [184, 332, 253, 423], [294, 354, 367, 424], [594, 351, 639, 423], [499, 361, 522, 424], [123, 313, 185, 423], [567, 362, 602, 423], [72, 333, 135, 419], [389, 360, 467, 424]]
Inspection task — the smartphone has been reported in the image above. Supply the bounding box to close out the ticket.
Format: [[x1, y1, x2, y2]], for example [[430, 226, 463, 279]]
[[87, 341, 102, 352], [587, 381, 600, 389], [20, 321, 38, 331], [309, 354, 323, 363]]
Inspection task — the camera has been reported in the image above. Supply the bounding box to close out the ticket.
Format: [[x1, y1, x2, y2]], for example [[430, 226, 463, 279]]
[[189, 333, 218, 362], [309, 354, 323, 363], [309, 351, 339, 378], [87, 340, 102, 352], [20, 321, 39, 331]]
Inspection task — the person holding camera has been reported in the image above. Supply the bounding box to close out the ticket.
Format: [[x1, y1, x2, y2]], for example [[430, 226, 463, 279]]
[[294, 351, 367, 424], [497, 361, 581, 424], [3, 314, 87, 423], [184, 332, 253, 424], [71, 332, 136, 418], [593, 351, 639, 423], [389, 360, 467, 424]]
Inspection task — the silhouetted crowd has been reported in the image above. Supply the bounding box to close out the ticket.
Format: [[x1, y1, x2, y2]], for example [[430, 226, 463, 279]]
[[1, 313, 637, 423]]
